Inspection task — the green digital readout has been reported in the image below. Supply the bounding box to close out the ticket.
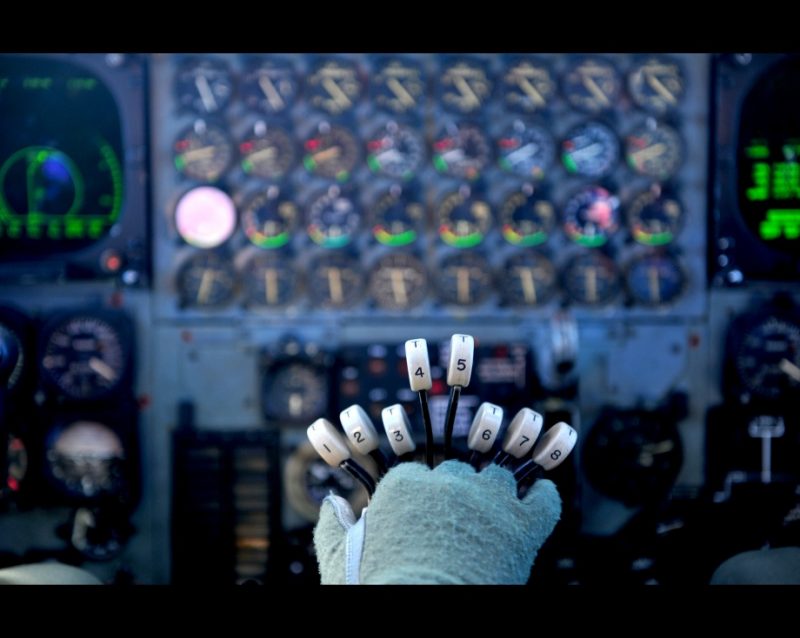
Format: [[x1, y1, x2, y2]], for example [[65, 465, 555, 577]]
[[0, 56, 124, 256]]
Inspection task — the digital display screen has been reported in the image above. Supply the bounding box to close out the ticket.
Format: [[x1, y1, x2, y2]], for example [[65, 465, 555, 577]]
[[0, 56, 124, 257], [738, 56, 800, 253]]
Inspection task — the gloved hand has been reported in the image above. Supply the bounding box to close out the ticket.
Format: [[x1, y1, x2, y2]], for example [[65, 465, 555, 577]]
[[313, 459, 561, 584]]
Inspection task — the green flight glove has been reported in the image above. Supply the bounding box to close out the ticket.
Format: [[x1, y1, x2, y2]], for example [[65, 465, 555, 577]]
[[313, 459, 562, 584]]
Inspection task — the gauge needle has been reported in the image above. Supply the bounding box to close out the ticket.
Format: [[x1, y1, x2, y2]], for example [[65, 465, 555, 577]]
[[779, 358, 800, 382], [288, 393, 303, 418], [586, 267, 598, 303], [198, 269, 216, 304], [195, 75, 218, 112], [258, 75, 285, 111], [249, 146, 276, 162], [517, 77, 546, 107], [646, 73, 678, 104], [312, 146, 341, 163], [390, 268, 408, 306], [648, 267, 661, 304], [386, 77, 415, 107], [631, 143, 666, 163], [519, 268, 537, 304], [265, 269, 278, 305], [582, 75, 611, 107], [181, 146, 217, 162], [638, 440, 675, 467], [327, 268, 343, 305], [322, 77, 352, 109], [457, 267, 471, 304], [88, 357, 117, 382], [453, 76, 480, 110]]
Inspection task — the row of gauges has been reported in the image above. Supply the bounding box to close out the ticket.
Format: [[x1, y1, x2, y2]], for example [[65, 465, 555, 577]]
[[174, 118, 683, 183], [175, 248, 687, 310], [175, 56, 686, 117], [173, 183, 684, 251], [0, 306, 133, 402]]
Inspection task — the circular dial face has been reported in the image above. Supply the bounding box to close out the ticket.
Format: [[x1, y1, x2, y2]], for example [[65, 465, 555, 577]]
[[241, 187, 297, 249], [308, 252, 364, 308], [40, 315, 127, 400], [502, 58, 556, 113], [263, 361, 329, 422], [176, 251, 237, 308], [626, 253, 686, 306], [173, 122, 233, 182], [241, 251, 299, 308], [174, 186, 237, 249], [438, 59, 493, 114], [563, 186, 621, 247], [563, 58, 621, 113], [437, 251, 493, 306], [432, 123, 491, 180], [0, 323, 25, 391], [625, 123, 683, 180], [628, 57, 685, 115], [735, 316, 800, 401], [497, 120, 555, 180], [239, 124, 296, 179], [307, 59, 363, 116], [240, 58, 298, 115], [372, 59, 425, 115], [628, 186, 684, 245], [500, 184, 555, 246], [370, 184, 425, 247], [501, 251, 558, 306], [175, 58, 234, 115], [561, 121, 620, 178], [45, 421, 126, 500], [562, 251, 621, 305], [437, 187, 492, 248], [368, 252, 429, 310], [302, 124, 359, 182], [306, 186, 360, 248], [366, 121, 425, 180]]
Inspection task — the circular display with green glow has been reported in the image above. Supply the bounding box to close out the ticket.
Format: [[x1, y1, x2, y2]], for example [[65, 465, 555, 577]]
[[370, 184, 424, 247], [563, 186, 620, 247], [500, 184, 555, 247], [241, 187, 297, 249], [0, 57, 124, 256], [239, 124, 296, 180], [627, 186, 684, 246], [302, 124, 359, 182], [306, 186, 360, 248], [437, 187, 491, 248]]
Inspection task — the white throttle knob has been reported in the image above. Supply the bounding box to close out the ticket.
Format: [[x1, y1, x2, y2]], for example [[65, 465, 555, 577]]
[[467, 402, 504, 453], [531, 421, 577, 471], [447, 334, 474, 387], [307, 418, 351, 467], [404, 338, 432, 391], [502, 408, 544, 459], [340, 404, 380, 455], [381, 404, 417, 456]]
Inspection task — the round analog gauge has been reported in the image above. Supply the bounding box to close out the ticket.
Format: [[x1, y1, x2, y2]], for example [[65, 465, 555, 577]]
[[173, 122, 233, 182], [174, 58, 234, 115], [174, 186, 237, 249], [437, 187, 492, 248], [307, 58, 363, 116], [562, 251, 621, 306], [6, 435, 27, 493], [176, 251, 237, 308], [370, 183, 425, 247], [502, 58, 556, 113], [628, 186, 684, 246], [562, 58, 621, 113], [308, 252, 364, 309], [0, 323, 25, 392], [239, 123, 296, 180], [306, 186, 360, 248], [40, 315, 128, 400], [500, 184, 555, 246], [263, 360, 329, 423], [438, 59, 493, 114], [561, 121, 620, 178], [372, 59, 425, 115], [438, 251, 494, 306], [432, 123, 491, 180], [735, 316, 800, 401], [241, 251, 299, 308], [628, 57, 685, 115], [284, 443, 368, 523], [501, 251, 558, 307], [240, 57, 298, 115], [497, 120, 555, 180], [625, 122, 683, 181], [241, 186, 297, 249], [368, 252, 429, 310], [563, 186, 621, 247], [366, 121, 425, 180], [626, 253, 686, 306], [302, 124, 359, 182], [45, 421, 126, 500]]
